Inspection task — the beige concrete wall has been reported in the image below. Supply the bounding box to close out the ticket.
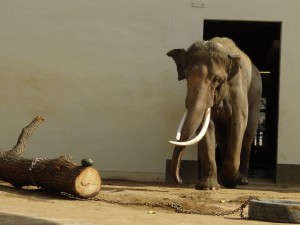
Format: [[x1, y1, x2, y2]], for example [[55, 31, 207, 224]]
[[0, 0, 298, 182], [0, 0, 174, 181]]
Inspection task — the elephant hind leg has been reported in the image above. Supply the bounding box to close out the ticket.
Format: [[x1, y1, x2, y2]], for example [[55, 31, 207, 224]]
[[239, 138, 252, 185], [239, 102, 261, 185]]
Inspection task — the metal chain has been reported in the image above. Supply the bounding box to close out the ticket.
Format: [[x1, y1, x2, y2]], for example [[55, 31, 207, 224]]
[[60, 192, 258, 219], [238, 196, 259, 219], [26, 156, 256, 218]]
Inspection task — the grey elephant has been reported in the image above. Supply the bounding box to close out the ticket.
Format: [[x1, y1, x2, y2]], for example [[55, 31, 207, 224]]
[[167, 37, 262, 189]]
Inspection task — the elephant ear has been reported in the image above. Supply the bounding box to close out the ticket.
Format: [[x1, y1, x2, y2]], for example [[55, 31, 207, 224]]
[[167, 49, 187, 81], [227, 54, 242, 80]]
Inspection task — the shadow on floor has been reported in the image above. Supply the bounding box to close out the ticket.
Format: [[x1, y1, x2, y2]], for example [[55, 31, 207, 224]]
[[0, 212, 59, 225]]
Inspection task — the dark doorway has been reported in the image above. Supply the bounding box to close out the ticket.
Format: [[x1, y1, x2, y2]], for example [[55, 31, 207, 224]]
[[203, 20, 281, 179]]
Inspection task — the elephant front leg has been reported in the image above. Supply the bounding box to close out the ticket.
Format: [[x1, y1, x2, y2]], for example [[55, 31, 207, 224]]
[[196, 121, 220, 190], [221, 114, 247, 188]]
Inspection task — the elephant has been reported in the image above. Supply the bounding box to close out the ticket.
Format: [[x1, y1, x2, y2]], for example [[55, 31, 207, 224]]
[[167, 37, 262, 189]]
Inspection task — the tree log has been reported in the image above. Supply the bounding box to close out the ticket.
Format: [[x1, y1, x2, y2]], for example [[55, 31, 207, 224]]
[[0, 116, 101, 198]]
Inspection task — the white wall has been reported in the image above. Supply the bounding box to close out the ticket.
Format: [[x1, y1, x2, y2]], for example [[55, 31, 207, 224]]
[[0, 0, 175, 181], [0, 0, 299, 182]]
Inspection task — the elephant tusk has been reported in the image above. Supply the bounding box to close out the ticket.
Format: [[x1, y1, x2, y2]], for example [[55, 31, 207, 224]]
[[176, 110, 187, 140], [169, 108, 211, 146]]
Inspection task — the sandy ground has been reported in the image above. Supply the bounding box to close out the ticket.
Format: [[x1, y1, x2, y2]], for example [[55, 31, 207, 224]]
[[0, 179, 300, 225]]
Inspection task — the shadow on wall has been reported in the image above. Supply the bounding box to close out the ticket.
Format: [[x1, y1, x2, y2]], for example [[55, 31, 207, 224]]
[[0, 212, 59, 225]]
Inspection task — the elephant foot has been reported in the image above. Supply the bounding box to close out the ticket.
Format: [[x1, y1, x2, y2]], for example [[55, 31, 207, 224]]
[[220, 171, 239, 189], [195, 179, 220, 190], [238, 174, 249, 185], [221, 178, 238, 188]]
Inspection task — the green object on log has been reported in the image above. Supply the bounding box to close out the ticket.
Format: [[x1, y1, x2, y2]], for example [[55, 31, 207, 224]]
[[81, 158, 94, 167]]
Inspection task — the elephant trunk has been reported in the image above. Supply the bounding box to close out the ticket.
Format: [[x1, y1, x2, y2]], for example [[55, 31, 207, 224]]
[[171, 146, 185, 184], [171, 108, 209, 184]]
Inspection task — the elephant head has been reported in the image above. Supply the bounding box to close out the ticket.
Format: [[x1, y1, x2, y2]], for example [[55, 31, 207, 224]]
[[167, 40, 242, 184]]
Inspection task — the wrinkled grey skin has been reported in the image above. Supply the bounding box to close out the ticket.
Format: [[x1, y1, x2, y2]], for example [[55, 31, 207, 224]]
[[167, 37, 262, 189]]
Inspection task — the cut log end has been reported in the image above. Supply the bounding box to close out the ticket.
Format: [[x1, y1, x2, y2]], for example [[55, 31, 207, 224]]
[[75, 167, 101, 198]]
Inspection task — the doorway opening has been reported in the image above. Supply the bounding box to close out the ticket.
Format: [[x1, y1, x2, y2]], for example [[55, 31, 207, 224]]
[[203, 20, 281, 180]]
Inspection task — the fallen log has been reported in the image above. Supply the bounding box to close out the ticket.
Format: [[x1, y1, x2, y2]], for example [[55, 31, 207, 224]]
[[0, 116, 101, 198]]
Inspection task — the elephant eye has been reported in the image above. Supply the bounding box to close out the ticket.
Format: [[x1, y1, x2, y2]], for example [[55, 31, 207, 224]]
[[212, 76, 223, 87]]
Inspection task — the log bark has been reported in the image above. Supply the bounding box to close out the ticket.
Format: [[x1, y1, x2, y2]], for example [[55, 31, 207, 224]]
[[0, 116, 101, 198]]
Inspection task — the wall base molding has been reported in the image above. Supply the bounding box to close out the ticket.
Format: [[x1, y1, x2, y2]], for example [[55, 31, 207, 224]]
[[100, 163, 300, 187], [100, 171, 165, 182], [277, 164, 300, 186]]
